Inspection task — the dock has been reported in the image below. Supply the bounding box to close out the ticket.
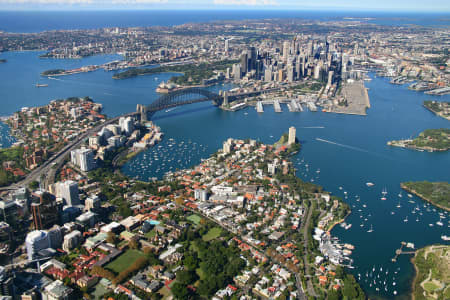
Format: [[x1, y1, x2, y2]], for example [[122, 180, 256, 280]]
[[306, 102, 317, 112], [256, 101, 264, 113], [273, 100, 282, 113], [288, 99, 301, 112], [391, 241, 416, 262]]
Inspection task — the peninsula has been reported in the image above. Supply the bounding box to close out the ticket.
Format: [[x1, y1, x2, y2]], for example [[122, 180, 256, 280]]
[[387, 128, 450, 152], [411, 245, 450, 300], [423, 100, 450, 121], [401, 181, 450, 211]]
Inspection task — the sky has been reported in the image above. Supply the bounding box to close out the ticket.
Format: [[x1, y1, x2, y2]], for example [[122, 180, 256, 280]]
[[0, 0, 449, 12]]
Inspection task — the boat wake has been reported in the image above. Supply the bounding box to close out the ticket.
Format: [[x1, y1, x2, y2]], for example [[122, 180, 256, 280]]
[[301, 126, 325, 129], [315, 138, 372, 153]]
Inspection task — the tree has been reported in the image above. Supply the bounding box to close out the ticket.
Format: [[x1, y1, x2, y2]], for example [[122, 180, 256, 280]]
[[106, 232, 118, 245], [183, 253, 199, 270], [176, 270, 198, 286], [29, 181, 39, 190], [171, 282, 190, 299], [129, 239, 138, 249]]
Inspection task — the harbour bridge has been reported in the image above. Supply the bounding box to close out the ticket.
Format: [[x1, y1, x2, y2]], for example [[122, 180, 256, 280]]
[[136, 87, 224, 121], [136, 86, 280, 121]]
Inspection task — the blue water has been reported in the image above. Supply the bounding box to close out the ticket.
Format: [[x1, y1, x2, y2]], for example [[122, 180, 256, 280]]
[[0, 10, 449, 33], [0, 51, 449, 299]]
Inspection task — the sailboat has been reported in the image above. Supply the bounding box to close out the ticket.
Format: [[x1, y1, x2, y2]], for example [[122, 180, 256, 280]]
[[382, 187, 388, 195], [404, 216, 408, 222], [367, 225, 374, 233], [396, 200, 401, 208]]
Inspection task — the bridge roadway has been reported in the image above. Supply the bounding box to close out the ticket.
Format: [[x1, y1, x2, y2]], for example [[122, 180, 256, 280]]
[[0, 112, 138, 191]]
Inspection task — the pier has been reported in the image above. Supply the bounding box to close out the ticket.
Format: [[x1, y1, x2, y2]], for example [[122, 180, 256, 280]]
[[391, 242, 416, 262], [273, 100, 282, 112], [256, 101, 264, 113], [287, 99, 301, 112]]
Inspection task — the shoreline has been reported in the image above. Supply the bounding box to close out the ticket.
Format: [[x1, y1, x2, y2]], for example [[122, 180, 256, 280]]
[[387, 141, 448, 152], [411, 253, 418, 300], [423, 104, 450, 121], [400, 183, 449, 212]]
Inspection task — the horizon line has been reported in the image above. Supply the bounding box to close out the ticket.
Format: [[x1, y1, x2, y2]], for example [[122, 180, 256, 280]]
[[1, 8, 450, 13]]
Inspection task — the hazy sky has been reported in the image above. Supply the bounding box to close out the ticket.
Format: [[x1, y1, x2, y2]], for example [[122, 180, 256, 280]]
[[0, 0, 449, 12]]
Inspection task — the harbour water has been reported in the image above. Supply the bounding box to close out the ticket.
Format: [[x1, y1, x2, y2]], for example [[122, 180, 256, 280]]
[[0, 51, 449, 299]]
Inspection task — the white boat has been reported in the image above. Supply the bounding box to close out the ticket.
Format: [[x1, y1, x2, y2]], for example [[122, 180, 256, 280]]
[[436, 221, 443, 226], [366, 182, 374, 187], [441, 235, 450, 241], [407, 193, 413, 198], [403, 216, 408, 222], [382, 187, 388, 195], [397, 200, 401, 208], [367, 225, 374, 233]]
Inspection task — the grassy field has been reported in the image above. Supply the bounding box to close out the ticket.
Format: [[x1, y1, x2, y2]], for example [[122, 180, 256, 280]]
[[423, 282, 440, 293], [106, 249, 145, 274], [187, 214, 202, 225], [144, 229, 156, 239], [412, 245, 449, 300], [202, 227, 222, 241]]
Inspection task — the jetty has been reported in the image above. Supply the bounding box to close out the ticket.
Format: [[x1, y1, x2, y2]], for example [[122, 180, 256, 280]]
[[391, 241, 416, 262], [273, 100, 282, 112], [256, 101, 264, 113]]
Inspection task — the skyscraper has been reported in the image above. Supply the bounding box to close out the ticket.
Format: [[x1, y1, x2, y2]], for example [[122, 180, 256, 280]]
[[25, 230, 50, 260], [57, 180, 80, 206], [288, 127, 296, 145], [233, 64, 241, 81], [283, 41, 290, 62], [240, 51, 248, 74], [31, 191, 60, 230], [71, 148, 96, 172]]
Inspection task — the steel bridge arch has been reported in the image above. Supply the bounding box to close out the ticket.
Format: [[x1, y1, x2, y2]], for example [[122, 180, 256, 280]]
[[145, 87, 222, 114]]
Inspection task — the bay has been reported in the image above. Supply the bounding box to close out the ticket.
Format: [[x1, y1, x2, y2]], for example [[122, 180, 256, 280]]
[[0, 50, 449, 299]]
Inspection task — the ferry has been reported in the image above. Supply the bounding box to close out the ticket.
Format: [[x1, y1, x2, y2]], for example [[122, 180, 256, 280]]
[[366, 182, 374, 187]]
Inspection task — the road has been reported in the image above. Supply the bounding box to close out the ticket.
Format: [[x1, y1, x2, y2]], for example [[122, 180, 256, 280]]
[[0, 112, 137, 191], [302, 200, 318, 298]]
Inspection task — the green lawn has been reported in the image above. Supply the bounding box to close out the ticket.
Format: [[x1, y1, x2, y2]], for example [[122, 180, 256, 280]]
[[144, 229, 156, 239], [202, 227, 222, 241], [423, 282, 440, 293], [187, 214, 202, 225], [92, 283, 109, 300], [106, 249, 145, 274]]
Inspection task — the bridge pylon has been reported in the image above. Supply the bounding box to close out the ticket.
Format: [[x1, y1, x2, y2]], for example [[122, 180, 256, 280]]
[[136, 104, 148, 123]]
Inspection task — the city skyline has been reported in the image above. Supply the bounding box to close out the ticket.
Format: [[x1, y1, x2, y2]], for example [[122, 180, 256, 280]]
[[0, 0, 449, 12]]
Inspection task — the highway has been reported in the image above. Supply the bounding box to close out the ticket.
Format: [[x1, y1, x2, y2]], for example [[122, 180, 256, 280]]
[[0, 112, 137, 191]]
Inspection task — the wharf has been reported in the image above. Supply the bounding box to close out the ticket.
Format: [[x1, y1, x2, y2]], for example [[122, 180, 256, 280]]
[[328, 80, 370, 116], [273, 100, 282, 113], [256, 101, 264, 113], [391, 241, 416, 262]]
